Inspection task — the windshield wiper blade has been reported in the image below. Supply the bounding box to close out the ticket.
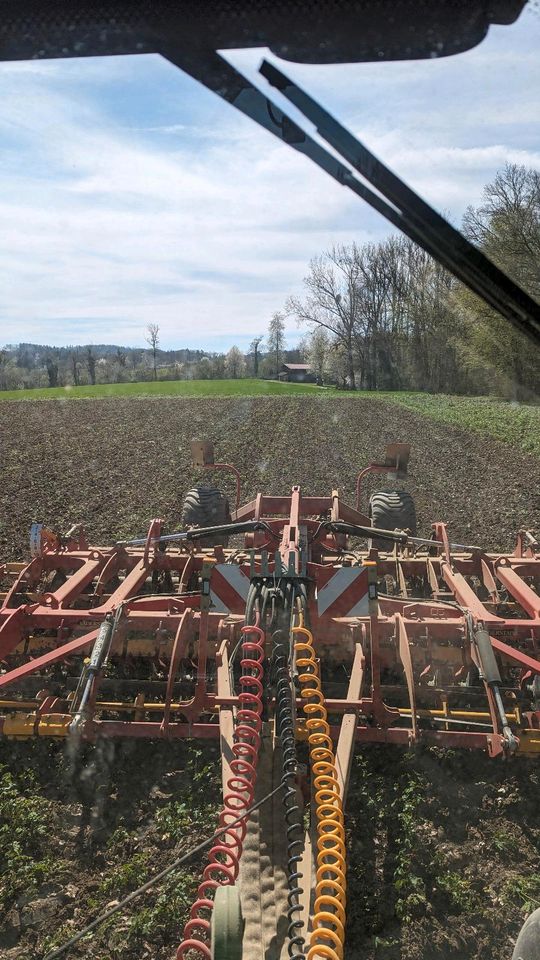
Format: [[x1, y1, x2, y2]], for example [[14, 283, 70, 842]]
[[166, 47, 413, 231], [167, 47, 539, 346], [260, 60, 540, 346]]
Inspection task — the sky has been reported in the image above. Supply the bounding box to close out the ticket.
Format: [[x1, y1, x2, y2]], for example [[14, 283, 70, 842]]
[[0, 5, 539, 352]]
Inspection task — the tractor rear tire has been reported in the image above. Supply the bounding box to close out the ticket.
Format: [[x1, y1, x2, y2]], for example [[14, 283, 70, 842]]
[[369, 489, 417, 550], [182, 484, 231, 546]]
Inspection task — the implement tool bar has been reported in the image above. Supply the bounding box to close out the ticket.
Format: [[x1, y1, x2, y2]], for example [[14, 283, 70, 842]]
[[118, 519, 480, 553], [117, 520, 274, 548], [326, 521, 481, 552]]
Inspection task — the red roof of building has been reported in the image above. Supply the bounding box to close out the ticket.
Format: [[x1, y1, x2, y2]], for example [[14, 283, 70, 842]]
[[282, 363, 311, 370]]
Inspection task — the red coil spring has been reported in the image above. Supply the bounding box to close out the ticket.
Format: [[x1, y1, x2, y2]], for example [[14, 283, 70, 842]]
[[176, 621, 265, 959]]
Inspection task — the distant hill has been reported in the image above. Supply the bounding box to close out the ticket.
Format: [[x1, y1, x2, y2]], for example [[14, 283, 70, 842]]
[[6, 342, 208, 365]]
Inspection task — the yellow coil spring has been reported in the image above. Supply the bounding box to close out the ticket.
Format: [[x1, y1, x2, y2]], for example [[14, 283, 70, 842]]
[[293, 621, 347, 960]]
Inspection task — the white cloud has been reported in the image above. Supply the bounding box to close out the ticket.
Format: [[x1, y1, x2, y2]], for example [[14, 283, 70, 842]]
[[0, 5, 538, 349]]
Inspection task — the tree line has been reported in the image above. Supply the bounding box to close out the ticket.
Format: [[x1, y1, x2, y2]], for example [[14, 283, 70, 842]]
[[1, 163, 537, 398], [293, 163, 539, 400], [0, 331, 304, 390], [0, 342, 209, 391]]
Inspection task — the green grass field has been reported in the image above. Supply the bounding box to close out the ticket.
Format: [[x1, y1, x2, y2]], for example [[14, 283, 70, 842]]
[[0, 378, 325, 400], [0, 379, 538, 455], [378, 391, 540, 456]]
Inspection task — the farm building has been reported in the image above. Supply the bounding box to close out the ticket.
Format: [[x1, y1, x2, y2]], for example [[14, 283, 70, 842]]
[[279, 362, 316, 383]]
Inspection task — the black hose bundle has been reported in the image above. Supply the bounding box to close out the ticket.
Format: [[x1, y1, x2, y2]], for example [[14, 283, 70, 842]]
[[274, 637, 306, 959]]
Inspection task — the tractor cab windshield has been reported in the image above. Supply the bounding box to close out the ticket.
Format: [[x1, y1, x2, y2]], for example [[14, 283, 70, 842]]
[[0, 5, 538, 960]]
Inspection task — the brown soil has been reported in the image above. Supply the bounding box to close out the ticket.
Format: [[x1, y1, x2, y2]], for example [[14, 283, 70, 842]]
[[0, 397, 539, 960], [1, 396, 539, 557]]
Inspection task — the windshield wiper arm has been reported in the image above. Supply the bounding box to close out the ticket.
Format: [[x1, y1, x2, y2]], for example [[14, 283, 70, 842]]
[[166, 46, 540, 346], [260, 60, 540, 346], [166, 47, 412, 230]]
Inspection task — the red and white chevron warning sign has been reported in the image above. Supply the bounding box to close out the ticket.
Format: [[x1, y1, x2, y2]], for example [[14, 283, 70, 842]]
[[209, 564, 251, 614], [316, 566, 369, 618], [208, 563, 368, 619]]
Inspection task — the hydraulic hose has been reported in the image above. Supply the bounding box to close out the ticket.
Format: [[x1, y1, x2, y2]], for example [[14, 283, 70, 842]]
[[176, 619, 266, 959], [293, 619, 347, 960]]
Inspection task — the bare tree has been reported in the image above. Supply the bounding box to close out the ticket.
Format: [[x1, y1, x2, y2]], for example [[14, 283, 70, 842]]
[[146, 323, 160, 381], [225, 345, 246, 379], [115, 347, 127, 383], [305, 328, 330, 383], [250, 336, 264, 377], [85, 346, 96, 386], [459, 163, 540, 399], [286, 246, 364, 389], [69, 351, 81, 386], [463, 163, 540, 293], [287, 238, 461, 393], [0, 349, 11, 391], [211, 355, 226, 379], [326, 341, 349, 389], [45, 355, 59, 388], [267, 313, 286, 378], [195, 356, 213, 380]]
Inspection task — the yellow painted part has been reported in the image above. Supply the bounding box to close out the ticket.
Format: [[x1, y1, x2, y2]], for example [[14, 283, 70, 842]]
[[37, 714, 73, 737], [2, 713, 37, 738], [516, 730, 540, 754], [0, 700, 211, 715], [2, 711, 73, 738], [399, 707, 520, 722], [293, 620, 347, 960], [0, 701, 520, 728]]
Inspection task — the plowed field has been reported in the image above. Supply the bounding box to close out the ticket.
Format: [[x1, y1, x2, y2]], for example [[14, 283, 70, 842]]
[[1, 396, 539, 557], [1, 396, 539, 960]]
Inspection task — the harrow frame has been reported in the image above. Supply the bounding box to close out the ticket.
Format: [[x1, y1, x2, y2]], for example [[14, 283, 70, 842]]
[[1, 453, 539, 757]]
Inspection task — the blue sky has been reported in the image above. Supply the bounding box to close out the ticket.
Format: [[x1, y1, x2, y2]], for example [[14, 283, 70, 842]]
[[0, 5, 538, 351]]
